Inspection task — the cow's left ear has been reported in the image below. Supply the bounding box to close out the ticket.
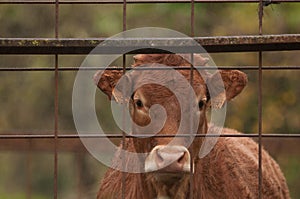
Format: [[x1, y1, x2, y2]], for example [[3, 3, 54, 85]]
[[207, 70, 248, 108]]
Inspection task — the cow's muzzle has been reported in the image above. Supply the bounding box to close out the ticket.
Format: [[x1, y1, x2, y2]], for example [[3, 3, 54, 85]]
[[145, 145, 193, 173]]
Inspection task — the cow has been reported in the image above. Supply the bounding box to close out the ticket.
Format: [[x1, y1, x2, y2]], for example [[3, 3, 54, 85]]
[[94, 54, 290, 199]]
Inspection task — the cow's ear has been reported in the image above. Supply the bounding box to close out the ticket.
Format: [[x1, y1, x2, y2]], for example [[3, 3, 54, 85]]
[[93, 69, 131, 103], [207, 70, 248, 108]]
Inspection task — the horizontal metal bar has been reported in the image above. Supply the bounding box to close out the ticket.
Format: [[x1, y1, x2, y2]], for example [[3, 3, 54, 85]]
[[0, 136, 299, 154], [0, 133, 300, 139], [0, 0, 299, 4], [0, 35, 299, 54], [1, 66, 300, 71], [0, 137, 88, 153]]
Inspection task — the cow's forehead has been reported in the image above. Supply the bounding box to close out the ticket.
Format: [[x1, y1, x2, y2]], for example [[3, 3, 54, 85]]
[[130, 63, 206, 81], [128, 65, 207, 101]]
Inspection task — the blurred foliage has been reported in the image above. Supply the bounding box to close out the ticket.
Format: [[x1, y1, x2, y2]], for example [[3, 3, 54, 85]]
[[0, 2, 299, 198]]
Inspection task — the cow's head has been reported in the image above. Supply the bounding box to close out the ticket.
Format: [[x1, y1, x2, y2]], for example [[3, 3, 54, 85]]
[[94, 54, 247, 197]]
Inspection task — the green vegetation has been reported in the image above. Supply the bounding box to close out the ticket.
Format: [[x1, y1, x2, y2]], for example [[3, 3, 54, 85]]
[[0, 2, 299, 198]]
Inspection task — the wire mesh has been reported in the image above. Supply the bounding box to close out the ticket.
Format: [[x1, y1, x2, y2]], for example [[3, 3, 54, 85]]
[[0, 0, 299, 198], [0, 0, 300, 4]]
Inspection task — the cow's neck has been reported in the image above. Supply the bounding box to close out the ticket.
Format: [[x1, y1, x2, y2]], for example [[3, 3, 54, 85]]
[[140, 172, 190, 199]]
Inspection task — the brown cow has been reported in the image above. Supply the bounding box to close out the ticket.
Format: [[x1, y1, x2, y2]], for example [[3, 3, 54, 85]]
[[94, 54, 290, 199]]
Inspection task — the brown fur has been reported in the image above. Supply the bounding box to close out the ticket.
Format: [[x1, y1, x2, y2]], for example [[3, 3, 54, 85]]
[[95, 54, 290, 199], [98, 130, 290, 199]]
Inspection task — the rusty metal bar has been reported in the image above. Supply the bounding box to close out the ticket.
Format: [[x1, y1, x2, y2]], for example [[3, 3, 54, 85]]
[[26, 151, 32, 199], [0, 138, 299, 157], [258, 52, 263, 199], [1, 133, 300, 139], [0, 35, 299, 54], [54, 0, 59, 198], [121, 0, 127, 197], [189, 0, 195, 197], [76, 154, 84, 199], [191, 0, 195, 38], [0, 0, 299, 4], [1, 66, 300, 71], [258, 0, 264, 197]]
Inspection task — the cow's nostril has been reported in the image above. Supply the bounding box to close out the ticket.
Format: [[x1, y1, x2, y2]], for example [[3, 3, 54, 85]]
[[177, 152, 186, 164], [156, 150, 164, 164]]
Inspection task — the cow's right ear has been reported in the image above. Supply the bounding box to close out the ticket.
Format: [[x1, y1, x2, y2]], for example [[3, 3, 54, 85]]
[[93, 69, 131, 103]]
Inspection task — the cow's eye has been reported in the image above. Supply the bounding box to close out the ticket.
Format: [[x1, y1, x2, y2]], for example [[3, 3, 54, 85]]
[[136, 99, 143, 108], [198, 100, 205, 110]]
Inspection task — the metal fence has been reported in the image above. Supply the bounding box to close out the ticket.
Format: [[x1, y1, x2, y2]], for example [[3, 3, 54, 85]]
[[0, 0, 299, 198]]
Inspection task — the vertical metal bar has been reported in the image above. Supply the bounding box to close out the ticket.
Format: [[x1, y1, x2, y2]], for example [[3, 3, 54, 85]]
[[258, 50, 263, 199], [26, 150, 32, 199], [76, 154, 83, 199], [189, 1, 195, 198], [258, 1, 263, 36], [121, 59, 127, 199], [54, 55, 59, 199], [191, 0, 195, 38], [121, 0, 127, 198], [54, 0, 59, 199], [189, 55, 194, 199], [123, 0, 127, 32], [258, 1, 263, 199]]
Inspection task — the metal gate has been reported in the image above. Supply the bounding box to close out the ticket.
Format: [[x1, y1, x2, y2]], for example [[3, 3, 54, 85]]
[[0, 0, 299, 198]]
